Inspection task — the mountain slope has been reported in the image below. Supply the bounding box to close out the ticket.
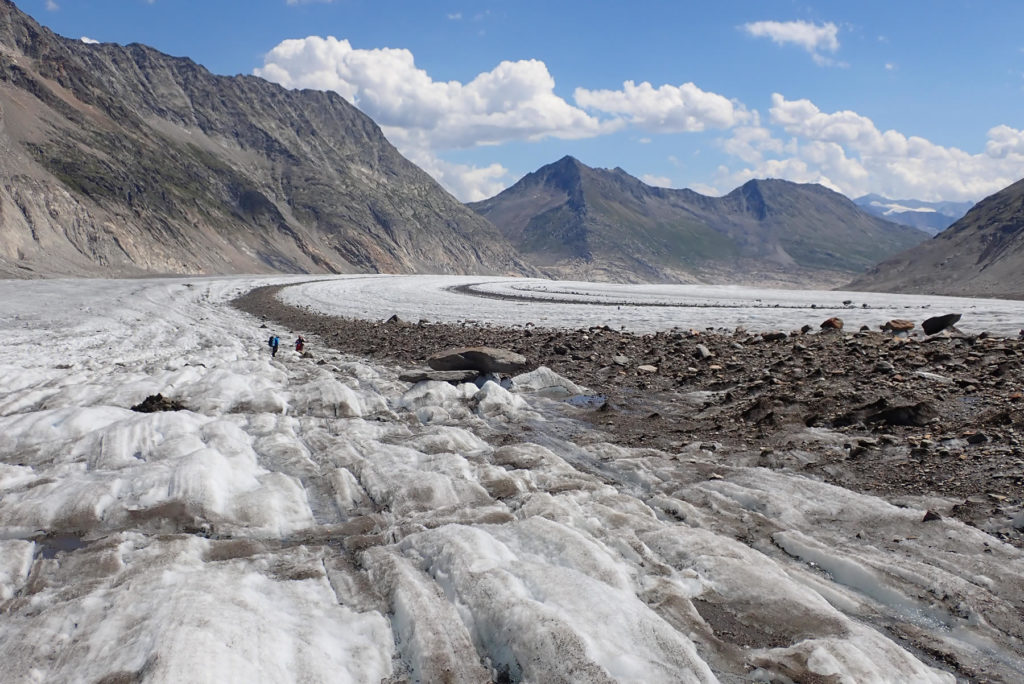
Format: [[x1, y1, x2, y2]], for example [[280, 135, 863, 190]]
[[848, 178, 1024, 298], [469, 156, 928, 286], [0, 0, 532, 278], [854, 194, 973, 235]]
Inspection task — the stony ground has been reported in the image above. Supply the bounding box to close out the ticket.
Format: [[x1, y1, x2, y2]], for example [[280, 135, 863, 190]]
[[235, 285, 1024, 547]]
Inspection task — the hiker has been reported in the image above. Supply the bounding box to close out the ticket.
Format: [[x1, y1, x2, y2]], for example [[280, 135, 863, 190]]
[[295, 336, 305, 353], [268, 334, 280, 357]]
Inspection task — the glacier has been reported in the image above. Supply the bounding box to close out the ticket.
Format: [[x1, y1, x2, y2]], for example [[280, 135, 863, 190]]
[[1, 275, 1022, 683]]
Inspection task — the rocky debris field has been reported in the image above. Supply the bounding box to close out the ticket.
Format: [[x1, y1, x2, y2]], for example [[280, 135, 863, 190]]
[[235, 285, 1024, 547]]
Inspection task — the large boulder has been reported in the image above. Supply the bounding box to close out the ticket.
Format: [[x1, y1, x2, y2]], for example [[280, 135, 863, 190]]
[[427, 347, 528, 374], [922, 313, 961, 335]]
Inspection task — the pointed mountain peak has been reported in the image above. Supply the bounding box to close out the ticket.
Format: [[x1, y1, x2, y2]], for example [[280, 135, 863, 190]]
[[514, 155, 591, 195], [552, 154, 584, 168]]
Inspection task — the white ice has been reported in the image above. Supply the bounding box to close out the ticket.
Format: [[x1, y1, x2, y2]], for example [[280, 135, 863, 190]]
[[280, 274, 1024, 336], [1, 274, 1022, 682]]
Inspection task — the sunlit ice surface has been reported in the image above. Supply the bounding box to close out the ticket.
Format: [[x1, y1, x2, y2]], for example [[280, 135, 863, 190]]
[[282, 275, 1024, 336]]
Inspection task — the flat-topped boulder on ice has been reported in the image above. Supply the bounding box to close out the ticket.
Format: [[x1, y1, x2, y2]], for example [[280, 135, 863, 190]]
[[427, 346, 528, 374]]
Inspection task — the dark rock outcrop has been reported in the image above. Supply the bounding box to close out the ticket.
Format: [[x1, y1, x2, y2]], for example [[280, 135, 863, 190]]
[[922, 313, 962, 336], [130, 393, 187, 413]]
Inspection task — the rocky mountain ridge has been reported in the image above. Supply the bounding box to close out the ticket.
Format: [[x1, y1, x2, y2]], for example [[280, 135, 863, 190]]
[[848, 177, 1024, 298], [0, 0, 533, 278], [469, 156, 929, 287]]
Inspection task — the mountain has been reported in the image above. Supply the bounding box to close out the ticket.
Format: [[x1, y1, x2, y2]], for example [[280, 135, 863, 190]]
[[468, 156, 929, 286], [848, 177, 1024, 298], [0, 0, 532, 278], [854, 194, 974, 235]]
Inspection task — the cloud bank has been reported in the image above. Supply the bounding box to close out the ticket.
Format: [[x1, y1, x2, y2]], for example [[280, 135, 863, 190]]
[[256, 35, 1021, 203], [257, 36, 751, 199], [715, 94, 1024, 201]]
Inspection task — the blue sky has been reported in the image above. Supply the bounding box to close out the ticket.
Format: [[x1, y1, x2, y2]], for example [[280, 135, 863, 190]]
[[27, 0, 1024, 202]]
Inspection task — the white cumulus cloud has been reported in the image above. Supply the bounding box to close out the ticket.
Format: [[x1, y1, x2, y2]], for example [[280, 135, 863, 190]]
[[985, 125, 1024, 158], [713, 94, 1024, 201], [574, 80, 749, 133], [256, 36, 615, 152], [742, 20, 840, 65], [80, 36, 99, 44]]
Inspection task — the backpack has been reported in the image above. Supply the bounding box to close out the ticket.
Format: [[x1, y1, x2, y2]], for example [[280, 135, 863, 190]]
[[268, 336, 278, 347]]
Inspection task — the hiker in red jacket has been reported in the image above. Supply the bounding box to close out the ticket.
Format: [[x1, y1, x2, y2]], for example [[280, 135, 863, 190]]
[[295, 336, 305, 353]]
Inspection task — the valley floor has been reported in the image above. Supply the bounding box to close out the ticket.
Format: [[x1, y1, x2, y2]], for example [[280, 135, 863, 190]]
[[1, 276, 1023, 683]]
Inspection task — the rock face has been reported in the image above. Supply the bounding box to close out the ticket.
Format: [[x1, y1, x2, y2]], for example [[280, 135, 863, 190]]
[[848, 177, 1024, 298], [0, 0, 533, 278], [468, 156, 928, 287], [427, 347, 528, 374]]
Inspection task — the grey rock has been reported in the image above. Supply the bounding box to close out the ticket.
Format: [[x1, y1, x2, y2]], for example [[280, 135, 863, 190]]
[[695, 344, 713, 359], [427, 347, 528, 374], [867, 401, 938, 427]]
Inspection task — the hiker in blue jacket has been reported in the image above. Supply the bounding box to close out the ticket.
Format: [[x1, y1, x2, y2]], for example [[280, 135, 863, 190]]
[[268, 334, 280, 357]]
